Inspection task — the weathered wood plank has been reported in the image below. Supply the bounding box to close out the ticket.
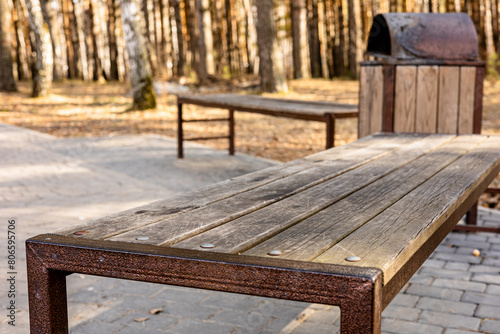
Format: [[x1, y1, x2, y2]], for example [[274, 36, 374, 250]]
[[314, 136, 500, 284], [359, 66, 384, 138], [394, 66, 417, 133], [458, 67, 476, 134], [437, 66, 460, 134], [415, 66, 439, 133], [243, 135, 482, 260], [56, 134, 423, 240], [106, 135, 427, 245], [178, 94, 358, 116], [170, 135, 453, 253]]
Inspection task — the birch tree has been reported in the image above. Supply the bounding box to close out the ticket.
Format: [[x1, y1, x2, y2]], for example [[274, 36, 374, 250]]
[[41, 0, 67, 80], [26, 0, 53, 96], [120, 0, 156, 109], [255, 0, 287, 93], [291, 0, 310, 78]]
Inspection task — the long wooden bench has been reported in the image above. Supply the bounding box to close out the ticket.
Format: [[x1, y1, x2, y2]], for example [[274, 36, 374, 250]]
[[27, 133, 500, 333], [176, 93, 359, 158]]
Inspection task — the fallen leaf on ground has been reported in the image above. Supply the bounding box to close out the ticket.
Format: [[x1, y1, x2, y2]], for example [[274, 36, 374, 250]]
[[149, 308, 163, 315]]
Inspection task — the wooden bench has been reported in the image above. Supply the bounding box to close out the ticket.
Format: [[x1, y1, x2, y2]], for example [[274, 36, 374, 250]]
[[176, 93, 359, 158], [27, 133, 500, 333]]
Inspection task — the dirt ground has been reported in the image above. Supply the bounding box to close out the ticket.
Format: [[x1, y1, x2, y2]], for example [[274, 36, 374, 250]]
[[1, 78, 499, 208]]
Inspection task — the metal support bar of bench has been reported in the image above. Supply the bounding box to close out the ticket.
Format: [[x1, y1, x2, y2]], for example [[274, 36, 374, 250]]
[[325, 113, 336, 149], [177, 103, 235, 159], [455, 184, 500, 233], [26, 235, 383, 334], [184, 136, 231, 141], [177, 103, 184, 159], [183, 118, 230, 123]]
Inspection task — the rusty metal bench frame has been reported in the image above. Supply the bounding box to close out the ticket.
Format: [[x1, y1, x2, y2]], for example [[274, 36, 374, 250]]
[[25, 168, 494, 333], [26, 134, 500, 334], [176, 94, 358, 159]]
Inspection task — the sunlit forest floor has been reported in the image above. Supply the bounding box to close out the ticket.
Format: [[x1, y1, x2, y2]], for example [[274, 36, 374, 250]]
[[1, 78, 499, 207]]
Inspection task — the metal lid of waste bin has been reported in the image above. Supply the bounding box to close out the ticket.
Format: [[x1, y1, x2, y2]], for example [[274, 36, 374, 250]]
[[367, 13, 479, 61]]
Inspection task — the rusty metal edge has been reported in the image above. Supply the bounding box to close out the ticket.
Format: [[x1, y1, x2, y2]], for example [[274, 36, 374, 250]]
[[27, 234, 383, 332], [454, 225, 500, 233], [27, 234, 381, 283], [382, 154, 500, 308]]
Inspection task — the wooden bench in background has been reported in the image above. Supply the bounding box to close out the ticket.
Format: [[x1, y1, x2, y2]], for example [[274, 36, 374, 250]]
[[27, 133, 500, 333], [176, 93, 358, 158]]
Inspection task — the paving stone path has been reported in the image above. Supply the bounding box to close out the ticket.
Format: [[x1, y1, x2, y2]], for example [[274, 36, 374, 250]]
[[1, 122, 499, 334]]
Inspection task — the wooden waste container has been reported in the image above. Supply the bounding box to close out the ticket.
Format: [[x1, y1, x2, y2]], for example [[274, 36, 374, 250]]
[[359, 13, 486, 138]]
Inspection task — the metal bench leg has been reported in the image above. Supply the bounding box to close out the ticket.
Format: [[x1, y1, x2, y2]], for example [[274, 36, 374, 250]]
[[466, 203, 478, 226], [339, 276, 382, 334], [177, 103, 184, 159], [229, 109, 235, 155], [340, 303, 382, 334], [326, 113, 335, 149], [27, 244, 69, 334]]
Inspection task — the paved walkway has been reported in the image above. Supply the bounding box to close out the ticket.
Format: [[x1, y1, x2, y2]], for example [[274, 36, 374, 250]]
[[1, 123, 499, 334]]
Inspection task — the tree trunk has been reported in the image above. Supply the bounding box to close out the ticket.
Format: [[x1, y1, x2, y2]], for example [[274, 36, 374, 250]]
[[317, 0, 329, 78], [194, 0, 207, 83], [202, 0, 214, 74], [170, 0, 184, 76], [214, 0, 225, 76], [224, 0, 233, 75], [495, 0, 500, 54], [61, 0, 78, 78], [307, 0, 322, 78], [88, 0, 102, 81], [158, 0, 172, 78], [41, 0, 67, 80], [291, 0, 310, 78], [185, 0, 197, 77], [120, 0, 156, 109], [333, 0, 346, 76], [13, 0, 31, 80], [91, 0, 110, 80], [26, 0, 53, 96], [242, 0, 256, 74], [73, 0, 89, 80], [324, 0, 334, 78], [255, 0, 287, 93], [347, 0, 362, 78], [0, 0, 18, 91], [484, 0, 495, 57], [141, 0, 157, 75], [107, 0, 119, 80]]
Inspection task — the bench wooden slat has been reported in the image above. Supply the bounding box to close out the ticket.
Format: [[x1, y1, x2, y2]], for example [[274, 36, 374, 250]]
[[29, 133, 500, 334], [56, 134, 421, 239], [314, 135, 500, 284], [169, 135, 454, 253], [242, 135, 485, 260], [178, 94, 358, 116], [107, 135, 427, 245]]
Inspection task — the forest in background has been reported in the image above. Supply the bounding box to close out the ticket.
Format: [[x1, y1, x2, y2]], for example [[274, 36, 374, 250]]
[[1, 0, 500, 105]]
